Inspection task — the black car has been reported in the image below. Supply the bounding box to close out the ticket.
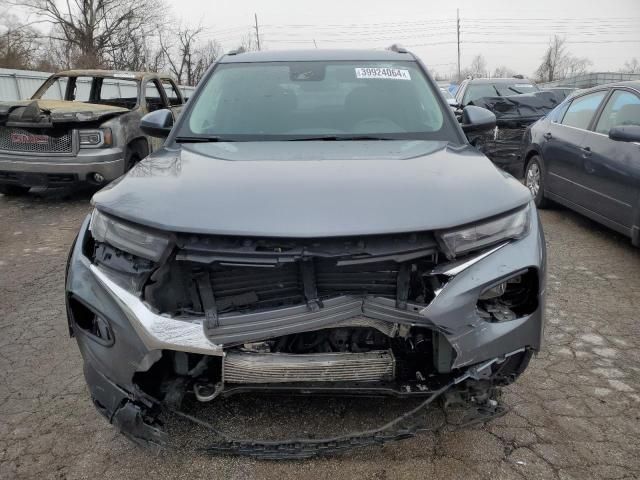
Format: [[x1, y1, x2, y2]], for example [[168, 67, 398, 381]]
[[455, 77, 540, 107], [521, 81, 640, 246]]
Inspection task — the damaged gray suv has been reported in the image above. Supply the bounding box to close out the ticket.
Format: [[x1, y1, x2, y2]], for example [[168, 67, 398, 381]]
[[65, 49, 545, 457]]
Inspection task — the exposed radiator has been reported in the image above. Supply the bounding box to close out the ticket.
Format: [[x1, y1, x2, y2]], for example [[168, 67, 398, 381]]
[[224, 350, 395, 384]]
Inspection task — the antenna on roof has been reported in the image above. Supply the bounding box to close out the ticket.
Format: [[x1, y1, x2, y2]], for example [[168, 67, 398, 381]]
[[227, 47, 246, 56], [387, 44, 408, 54]]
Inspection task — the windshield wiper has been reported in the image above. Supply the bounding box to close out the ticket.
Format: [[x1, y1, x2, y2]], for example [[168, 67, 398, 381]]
[[507, 87, 524, 94], [288, 135, 395, 141], [174, 135, 233, 143]]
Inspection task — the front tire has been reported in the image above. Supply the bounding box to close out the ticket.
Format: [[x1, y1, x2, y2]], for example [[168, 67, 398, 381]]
[[0, 184, 30, 196], [124, 151, 141, 173], [524, 155, 548, 208]]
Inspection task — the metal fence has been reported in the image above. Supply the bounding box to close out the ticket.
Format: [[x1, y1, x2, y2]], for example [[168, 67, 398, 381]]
[[538, 72, 640, 90], [0, 68, 196, 101]]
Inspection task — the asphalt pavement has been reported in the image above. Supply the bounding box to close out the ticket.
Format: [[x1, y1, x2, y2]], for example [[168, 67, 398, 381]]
[[1, 189, 639, 479]]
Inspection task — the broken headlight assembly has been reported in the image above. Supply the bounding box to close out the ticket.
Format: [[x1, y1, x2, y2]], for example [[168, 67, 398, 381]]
[[88, 209, 169, 293], [477, 269, 539, 322], [438, 204, 531, 258], [78, 128, 113, 148], [89, 209, 170, 262]]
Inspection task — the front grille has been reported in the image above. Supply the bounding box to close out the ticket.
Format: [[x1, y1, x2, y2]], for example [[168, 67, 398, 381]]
[[208, 260, 400, 314], [316, 260, 398, 297], [0, 127, 73, 154], [210, 263, 303, 312]]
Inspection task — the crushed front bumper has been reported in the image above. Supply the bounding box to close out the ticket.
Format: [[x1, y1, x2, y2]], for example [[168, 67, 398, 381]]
[[0, 148, 125, 187], [65, 208, 546, 454]]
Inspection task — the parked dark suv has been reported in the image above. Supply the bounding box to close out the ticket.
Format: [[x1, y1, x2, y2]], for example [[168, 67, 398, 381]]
[[65, 49, 546, 457], [522, 81, 640, 246]]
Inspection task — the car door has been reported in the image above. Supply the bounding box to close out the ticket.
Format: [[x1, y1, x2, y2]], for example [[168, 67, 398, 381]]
[[541, 90, 608, 206], [580, 88, 640, 229], [144, 79, 171, 152], [161, 79, 185, 119]]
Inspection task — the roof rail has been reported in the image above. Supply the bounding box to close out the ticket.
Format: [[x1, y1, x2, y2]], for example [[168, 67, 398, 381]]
[[387, 44, 409, 54]]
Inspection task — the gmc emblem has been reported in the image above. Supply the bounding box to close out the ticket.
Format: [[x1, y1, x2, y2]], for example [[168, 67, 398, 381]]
[[10, 132, 49, 144]]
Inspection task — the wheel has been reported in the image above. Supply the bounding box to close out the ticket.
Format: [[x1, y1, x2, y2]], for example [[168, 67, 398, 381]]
[[0, 184, 29, 196], [124, 151, 141, 173], [524, 155, 548, 208]]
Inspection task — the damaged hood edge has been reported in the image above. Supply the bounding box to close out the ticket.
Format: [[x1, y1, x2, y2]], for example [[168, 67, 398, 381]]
[[0, 99, 130, 125]]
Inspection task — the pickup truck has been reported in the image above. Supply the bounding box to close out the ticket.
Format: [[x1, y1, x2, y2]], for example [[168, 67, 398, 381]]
[[0, 70, 185, 195]]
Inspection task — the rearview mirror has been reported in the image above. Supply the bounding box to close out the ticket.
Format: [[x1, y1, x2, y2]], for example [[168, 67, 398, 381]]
[[609, 125, 640, 143], [461, 106, 496, 133], [140, 109, 174, 138]]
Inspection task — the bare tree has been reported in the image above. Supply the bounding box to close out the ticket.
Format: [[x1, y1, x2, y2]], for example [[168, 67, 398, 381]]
[[192, 39, 221, 83], [0, 15, 42, 69], [236, 31, 259, 52], [493, 66, 515, 78], [159, 26, 221, 85], [535, 35, 591, 82], [18, 0, 164, 68], [620, 58, 640, 74], [460, 54, 487, 79]]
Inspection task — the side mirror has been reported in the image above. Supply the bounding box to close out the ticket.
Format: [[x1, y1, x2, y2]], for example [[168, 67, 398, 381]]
[[461, 105, 496, 133], [609, 125, 640, 143], [140, 109, 174, 138]]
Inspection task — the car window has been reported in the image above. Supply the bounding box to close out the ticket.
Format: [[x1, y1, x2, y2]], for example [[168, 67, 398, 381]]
[[36, 78, 67, 100], [71, 77, 93, 102], [548, 101, 570, 123], [182, 61, 458, 142], [145, 81, 165, 112], [162, 80, 182, 106], [595, 90, 640, 134], [98, 79, 139, 110], [560, 91, 607, 130]]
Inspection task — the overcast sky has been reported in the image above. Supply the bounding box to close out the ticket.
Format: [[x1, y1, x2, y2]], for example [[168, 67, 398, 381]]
[[172, 0, 640, 78]]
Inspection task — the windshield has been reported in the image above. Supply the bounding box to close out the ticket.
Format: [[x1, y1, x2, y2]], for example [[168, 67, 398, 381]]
[[464, 82, 539, 105], [33, 75, 140, 109], [180, 61, 458, 142]]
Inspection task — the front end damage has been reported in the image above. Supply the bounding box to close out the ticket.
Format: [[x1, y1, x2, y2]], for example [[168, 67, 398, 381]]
[[66, 209, 545, 457], [0, 100, 131, 188]]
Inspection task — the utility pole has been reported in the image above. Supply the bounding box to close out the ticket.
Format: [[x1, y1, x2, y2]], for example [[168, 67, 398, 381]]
[[254, 13, 261, 51], [457, 9, 461, 81]]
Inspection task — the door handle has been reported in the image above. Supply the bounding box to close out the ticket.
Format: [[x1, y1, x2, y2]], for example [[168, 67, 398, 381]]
[[543, 132, 553, 140], [581, 146, 592, 157]]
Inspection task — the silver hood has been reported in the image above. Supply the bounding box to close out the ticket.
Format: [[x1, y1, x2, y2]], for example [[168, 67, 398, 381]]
[[92, 140, 532, 237]]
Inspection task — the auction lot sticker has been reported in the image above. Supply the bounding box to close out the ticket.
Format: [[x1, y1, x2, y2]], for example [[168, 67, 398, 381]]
[[355, 67, 411, 80]]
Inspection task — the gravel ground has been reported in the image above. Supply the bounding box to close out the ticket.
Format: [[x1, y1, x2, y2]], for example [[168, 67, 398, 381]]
[[1, 189, 639, 480]]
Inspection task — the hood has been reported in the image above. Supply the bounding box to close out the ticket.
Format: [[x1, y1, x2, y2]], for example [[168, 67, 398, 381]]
[[92, 140, 532, 238], [0, 99, 129, 126]]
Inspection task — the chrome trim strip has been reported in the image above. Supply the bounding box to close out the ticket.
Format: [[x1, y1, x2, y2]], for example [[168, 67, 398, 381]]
[[91, 264, 224, 356], [431, 243, 508, 277]]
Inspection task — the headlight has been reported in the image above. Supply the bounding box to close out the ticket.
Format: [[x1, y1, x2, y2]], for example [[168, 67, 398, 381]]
[[78, 128, 112, 148], [89, 209, 169, 261], [439, 204, 531, 258]]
